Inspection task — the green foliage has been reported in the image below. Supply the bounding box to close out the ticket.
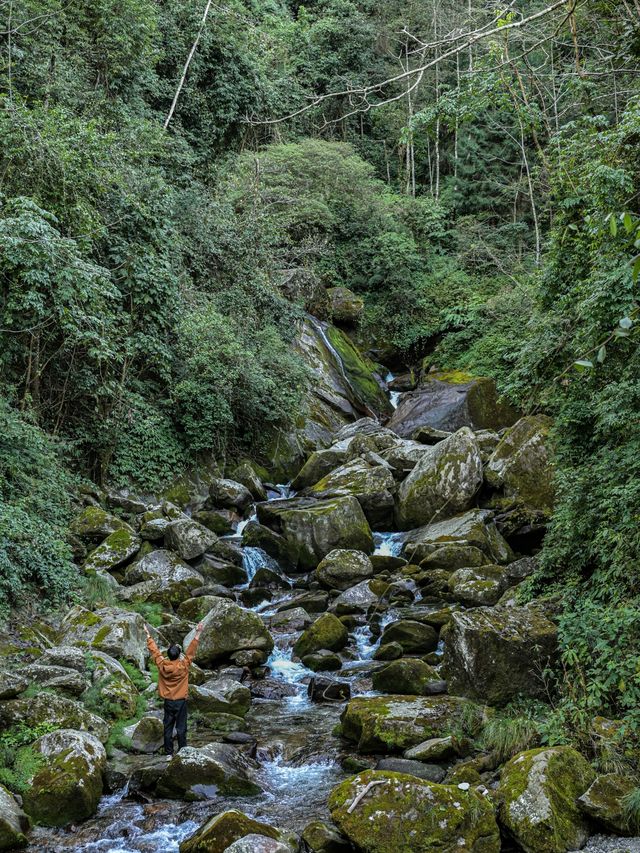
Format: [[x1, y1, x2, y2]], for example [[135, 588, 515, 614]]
[[78, 574, 117, 610], [622, 787, 640, 834], [0, 722, 57, 795], [118, 658, 150, 692], [122, 601, 164, 628], [0, 397, 77, 617], [478, 708, 542, 764]]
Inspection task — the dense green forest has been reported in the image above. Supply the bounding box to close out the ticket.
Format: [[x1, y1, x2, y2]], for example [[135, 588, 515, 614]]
[[2, 0, 640, 793]]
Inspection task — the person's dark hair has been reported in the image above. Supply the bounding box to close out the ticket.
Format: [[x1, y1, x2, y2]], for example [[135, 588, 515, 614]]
[[167, 644, 181, 661]]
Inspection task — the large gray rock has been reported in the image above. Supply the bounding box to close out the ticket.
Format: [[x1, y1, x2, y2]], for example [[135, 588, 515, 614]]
[[291, 446, 349, 492], [165, 519, 217, 560], [327, 286, 364, 325], [315, 549, 373, 590], [183, 598, 274, 667], [305, 459, 396, 529], [123, 549, 204, 605], [0, 668, 28, 700], [59, 605, 147, 669], [388, 372, 518, 437], [83, 528, 141, 574], [443, 606, 558, 705], [448, 564, 509, 607], [156, 743, 260, 800], [256, 496, 374, 570], [498, 747, 596, 852], [0, 693, 109, 743], [293, 613, 348, 658], [180, 810, 283, 853], [396, 428, 483, 530], [486, 415, 554, 513], [38, 645, 89, 672], [23, 729, 107, 827], [0, 784, 29, 850], [332, 580, 379, 614], [209, 478, 253, 511], [189, 678, 251, 718], [70, 506, 134, 541], [23, 663, 87, 696], [403, 509, 514, 565]]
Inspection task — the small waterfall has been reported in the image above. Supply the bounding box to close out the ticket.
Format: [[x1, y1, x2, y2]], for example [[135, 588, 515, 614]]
[[385, 371, 401, 409], [241, 546, 281, 584], [373, 531, 405, 557], [266, 643, 311, 685], [353, 624, 377, 660]]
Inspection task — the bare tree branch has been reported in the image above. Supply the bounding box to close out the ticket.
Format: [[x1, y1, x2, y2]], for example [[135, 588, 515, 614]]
[[164, 0, 213, 130]]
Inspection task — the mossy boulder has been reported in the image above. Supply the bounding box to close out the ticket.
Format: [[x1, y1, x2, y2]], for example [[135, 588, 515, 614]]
[[329, 769, 500, 852], [208, 478, 253, 511], [380, 619, 438, 654], [372, 659, 441, 695], [340, 695, 485, 753], [232, 461, 268, 501], [403, 509, 514, 565], [123, 549, 204, 605], [156, 744, 260, 800], [577, 772, 636, 834], [305, 459, 396, 529], [302, 819, 351, 852], [0, 784, 29, 850], [127, 716, 164, 754], [486, 415, 554, 514], [404, 736, 458, 762], [180, 810, 280, 853], [192, 509, 237, 536], [183, 598, 274, 667], [327, 286, 364, 325], [0, 668, 28, 700], [189, 678, 251, 718], [0, 693, 109, 743], [165, 518, 217, 560], [83, 528, 140, 574], [420, 544, 489, 572], [373, 641, 403, 661], [448, 564, 509, 607], [316, 549, 373, 591], [498, 746, 596, 852], [70, 506, 134, 541], [59, 604, 147, 669], [301, 650, 342, 672], [332, 579, 378, 614], [23, 729, 107, 827], [396, 428, 483, 530], [256, 496, 374, 570], [291, 447, 349, 492], [443, 606, 557, 705], [25, 662, 87, 697], [293, 612, 348, 658], [388, 372, 518, 437]]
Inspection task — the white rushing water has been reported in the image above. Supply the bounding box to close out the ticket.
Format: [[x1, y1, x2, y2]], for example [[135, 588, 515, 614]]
[[373, 530, 405, 557], [241, 546, 282, 585], [385, 371, 401, 409]]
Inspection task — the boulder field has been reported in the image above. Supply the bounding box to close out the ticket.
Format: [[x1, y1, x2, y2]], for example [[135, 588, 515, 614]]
[[0, 320, 629, 853]]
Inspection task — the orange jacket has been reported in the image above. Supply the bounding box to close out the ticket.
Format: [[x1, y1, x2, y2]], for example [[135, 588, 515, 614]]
[[147, 636, 199, 700]]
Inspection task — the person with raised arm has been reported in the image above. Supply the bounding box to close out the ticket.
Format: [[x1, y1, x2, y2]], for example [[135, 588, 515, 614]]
[[143, 621, 204, 755]]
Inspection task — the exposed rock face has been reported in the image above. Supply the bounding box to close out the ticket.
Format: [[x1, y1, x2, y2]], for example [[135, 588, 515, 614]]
[[59, 605, 148, 669], [70, 506, 134, 541], [332, 579, 378, 614], [578, 773, 635, 834], [448, 564, 509, 607], [0, 784, 30, 850], [189, 678, 251, 718], [180, 810, 281, 853], [209, 478, 253, 511], [183, 598, 274, 667], [231, 461, 268, 502], [24, 662, 86, 697], [305, 459, 396, 529], [256, 496, 374, 570], [0, 693, 109, 743], [498, 747, 596, 853], [156, 743, 260, 800], [403, 509, 514, 565], [293, 613, 348, 658], [486, 415, 554, 513], [83, 528, 140, 574], [340, 695, 485, 753], [0, 668, 28, 700], [165, 518, 217, 560], [380, 619, 438, 654], [388, 372, 518, 437], [371, 658, 442, 696], [126, 716, 164, 754], [443, 606, 558, 705], [315, 549, 373, 590], [396, 427, 483, 530], [23, 729, 107, 827], [327, 286, 364, 325], [329, 770, 500, 853]]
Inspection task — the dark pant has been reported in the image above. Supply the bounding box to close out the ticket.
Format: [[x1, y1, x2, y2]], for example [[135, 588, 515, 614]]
[[163, 698, 188, 755]]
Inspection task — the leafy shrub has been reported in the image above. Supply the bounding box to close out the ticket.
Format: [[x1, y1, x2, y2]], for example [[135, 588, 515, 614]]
[[0, 722, 58, 794]]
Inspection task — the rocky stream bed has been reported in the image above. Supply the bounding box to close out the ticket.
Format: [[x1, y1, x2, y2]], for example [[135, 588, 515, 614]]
[[1, 315, 638, 853]]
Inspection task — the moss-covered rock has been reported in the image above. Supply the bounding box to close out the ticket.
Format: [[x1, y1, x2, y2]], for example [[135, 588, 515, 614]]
[[486, 415, 554, 514], [302, 819, 351, 852], [183, 598, 274, 667], [443, 606, 557, 705], [329, 769, 500, 852], [0, 693, 109, 742], [291, 447, 349, 492], [316, 549, 373, 591], [208, 478, 253, 511], [59, 605, 148, 669], [333, 580, 379, 615], [396, 428, 483, 530], [156, 744, 260, 801], [403, 509, 514, 565], [380, 620, 438, 654], [0, 668, 28, 700], [0, 784, 29, 850], [373, 641, 403, 661], [340, 695, 485, 753], [327, 286, 364, 326], [448, 564, 508, 607], [256, 496, 374, 570], [305, 459, 396, 529], [165, 518, 217, 560], [293, 612, 348, 658], [231, 461, 268, 502], [192, 509, 237, 536], [498, 747, 596, 853], [189, 678, 251, 718], [180, 810, 280, 853], [127, 716, 164, 754], [83, 528, 141, 574], [372, 658, 441, 695], [23, 729, 107, 827], [420, 544, 489, 572], [70, 506, 134, 541], [577, 772, 635, 834], [404, 736, 458, 762]]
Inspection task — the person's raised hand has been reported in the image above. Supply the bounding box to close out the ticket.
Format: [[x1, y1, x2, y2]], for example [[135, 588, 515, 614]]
[[195, 621, 204, 637], [143, 623, 151, 637]]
